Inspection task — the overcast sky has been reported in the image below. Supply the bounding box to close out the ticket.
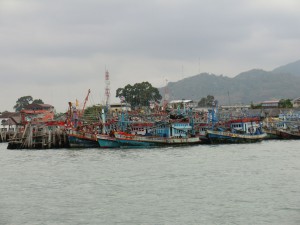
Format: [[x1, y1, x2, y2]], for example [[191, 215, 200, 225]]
[[1, 0, 300, 112]]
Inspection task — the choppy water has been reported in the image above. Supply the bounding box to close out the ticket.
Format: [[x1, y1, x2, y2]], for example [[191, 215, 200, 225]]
[[0, 141, 300, 225]]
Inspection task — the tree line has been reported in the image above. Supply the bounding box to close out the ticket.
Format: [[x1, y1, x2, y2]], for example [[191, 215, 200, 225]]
[[13, 96, 44, 112], [8, 83, 295, 114], [116, 81, 162, 108]]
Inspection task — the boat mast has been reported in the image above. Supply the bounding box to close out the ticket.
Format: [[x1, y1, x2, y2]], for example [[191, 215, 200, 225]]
[[82, 89, 91, 116], [163, 79, 169, 110], [105, 68, 111, 109]]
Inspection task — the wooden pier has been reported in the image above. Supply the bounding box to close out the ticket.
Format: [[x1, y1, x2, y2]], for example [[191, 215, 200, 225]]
[[0, 131, 16, 143], [7, 124, 69, 149]]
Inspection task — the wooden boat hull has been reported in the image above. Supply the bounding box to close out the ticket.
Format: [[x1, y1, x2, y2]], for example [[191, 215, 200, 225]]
[[115, 132, 201, 148], [97, 135, 120, 148], [277, 130, 300, 139], [67, 130, 99, 148], [206, 130, 267, 144], [68, 135, 99, 148], [263, 129, 282, 140], [265, 132, 281, 140]]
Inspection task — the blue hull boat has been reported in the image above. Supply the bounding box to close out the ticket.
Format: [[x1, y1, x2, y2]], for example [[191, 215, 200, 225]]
[[97, 135, 120, 148]]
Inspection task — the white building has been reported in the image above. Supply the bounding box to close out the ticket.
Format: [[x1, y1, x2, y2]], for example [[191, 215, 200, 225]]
[[0, 113, 20, 132], [109, 103, 131, 113], [292, 97, 300, 108], [261, 100, 280, 108], [168, 100, 196, 109]]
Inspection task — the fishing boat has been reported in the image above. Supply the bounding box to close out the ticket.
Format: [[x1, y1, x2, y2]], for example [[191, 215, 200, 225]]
[[263, 117, 300, 139], [94, 109, 120, 148], [206, 118, 267, 144], [262, 117, 287, 139], [197, 123, 211, 144], [97, 133, 120, 148], [276, 128, 300, 139], [114, 131, 201, 148], [67, 129, 99, 148], [129, 122, 154, 135], [66, 89, 100, 148], [114, 120, 201, 148], [263, 129, 282, 139]]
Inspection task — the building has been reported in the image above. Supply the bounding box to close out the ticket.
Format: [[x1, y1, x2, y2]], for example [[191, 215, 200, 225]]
[[261, 100, 280, 108], [23, 103, 54, 111], [168, 100, 197, 109], [0, 112, 21, 132], [292, 97, 300, 108], [21, 103, 55, 124], [219, 105, 251, 111], [109, 103, 131, 113]]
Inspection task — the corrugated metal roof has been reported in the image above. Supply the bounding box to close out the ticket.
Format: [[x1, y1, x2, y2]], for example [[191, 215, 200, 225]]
[[169, 100, 193, 104]]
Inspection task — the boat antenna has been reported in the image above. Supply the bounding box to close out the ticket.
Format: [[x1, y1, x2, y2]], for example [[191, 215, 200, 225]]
[[105, 67, 111, 109], [227, 90, 231, 106], [163, 79, 169, 110]]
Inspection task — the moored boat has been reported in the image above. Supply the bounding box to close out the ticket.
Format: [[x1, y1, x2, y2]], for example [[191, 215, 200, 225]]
[[264, 129, 282, 139], [276, 129, 300, 139], [264, 119, 300, 139], [206, 118, 267, 144], [114, 119, 202, 148], [67, 129, 99, 148], [97, 133, 120, 148], [262, 118, 287, 139], [206, 129, 267, 144], [197, 123, 211, 144], [114, 131, 201, 148]]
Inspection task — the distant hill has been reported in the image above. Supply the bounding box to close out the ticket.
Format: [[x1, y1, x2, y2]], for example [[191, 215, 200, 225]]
[[272, 60, 300, 76], [159, 60, 300, 105]]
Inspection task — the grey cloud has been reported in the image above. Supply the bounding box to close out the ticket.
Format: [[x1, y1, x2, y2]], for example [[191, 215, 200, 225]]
[[1, 0, 300, 111]]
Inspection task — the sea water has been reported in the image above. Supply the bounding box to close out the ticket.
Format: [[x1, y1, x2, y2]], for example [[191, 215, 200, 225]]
[[0, 140, 299, 225]]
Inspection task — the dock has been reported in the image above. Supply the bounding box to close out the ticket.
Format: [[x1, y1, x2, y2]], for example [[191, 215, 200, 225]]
[[0, 131, 15, 143], [7, 124, 69, 149]]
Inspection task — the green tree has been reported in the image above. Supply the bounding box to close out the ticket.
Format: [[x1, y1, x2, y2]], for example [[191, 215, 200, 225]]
[[0, 110, 9, 115], [198, 95, 215, 107], [278, 99, 293, 108], [32, 99, 44, 104], [14, 96, 45, 112], [250, 102, 262, 109], [14, 96, 33, 112], [116, 82, 162, 108]]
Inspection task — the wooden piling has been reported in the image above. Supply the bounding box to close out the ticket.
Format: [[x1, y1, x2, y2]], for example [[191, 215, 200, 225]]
[[7, 123, 69, 149]]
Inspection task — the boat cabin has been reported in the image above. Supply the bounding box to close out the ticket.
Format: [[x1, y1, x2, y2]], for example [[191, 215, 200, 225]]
[[229, 118, 263, 135], [130, 122, 154, 135], [153, 122, 192, 138]]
